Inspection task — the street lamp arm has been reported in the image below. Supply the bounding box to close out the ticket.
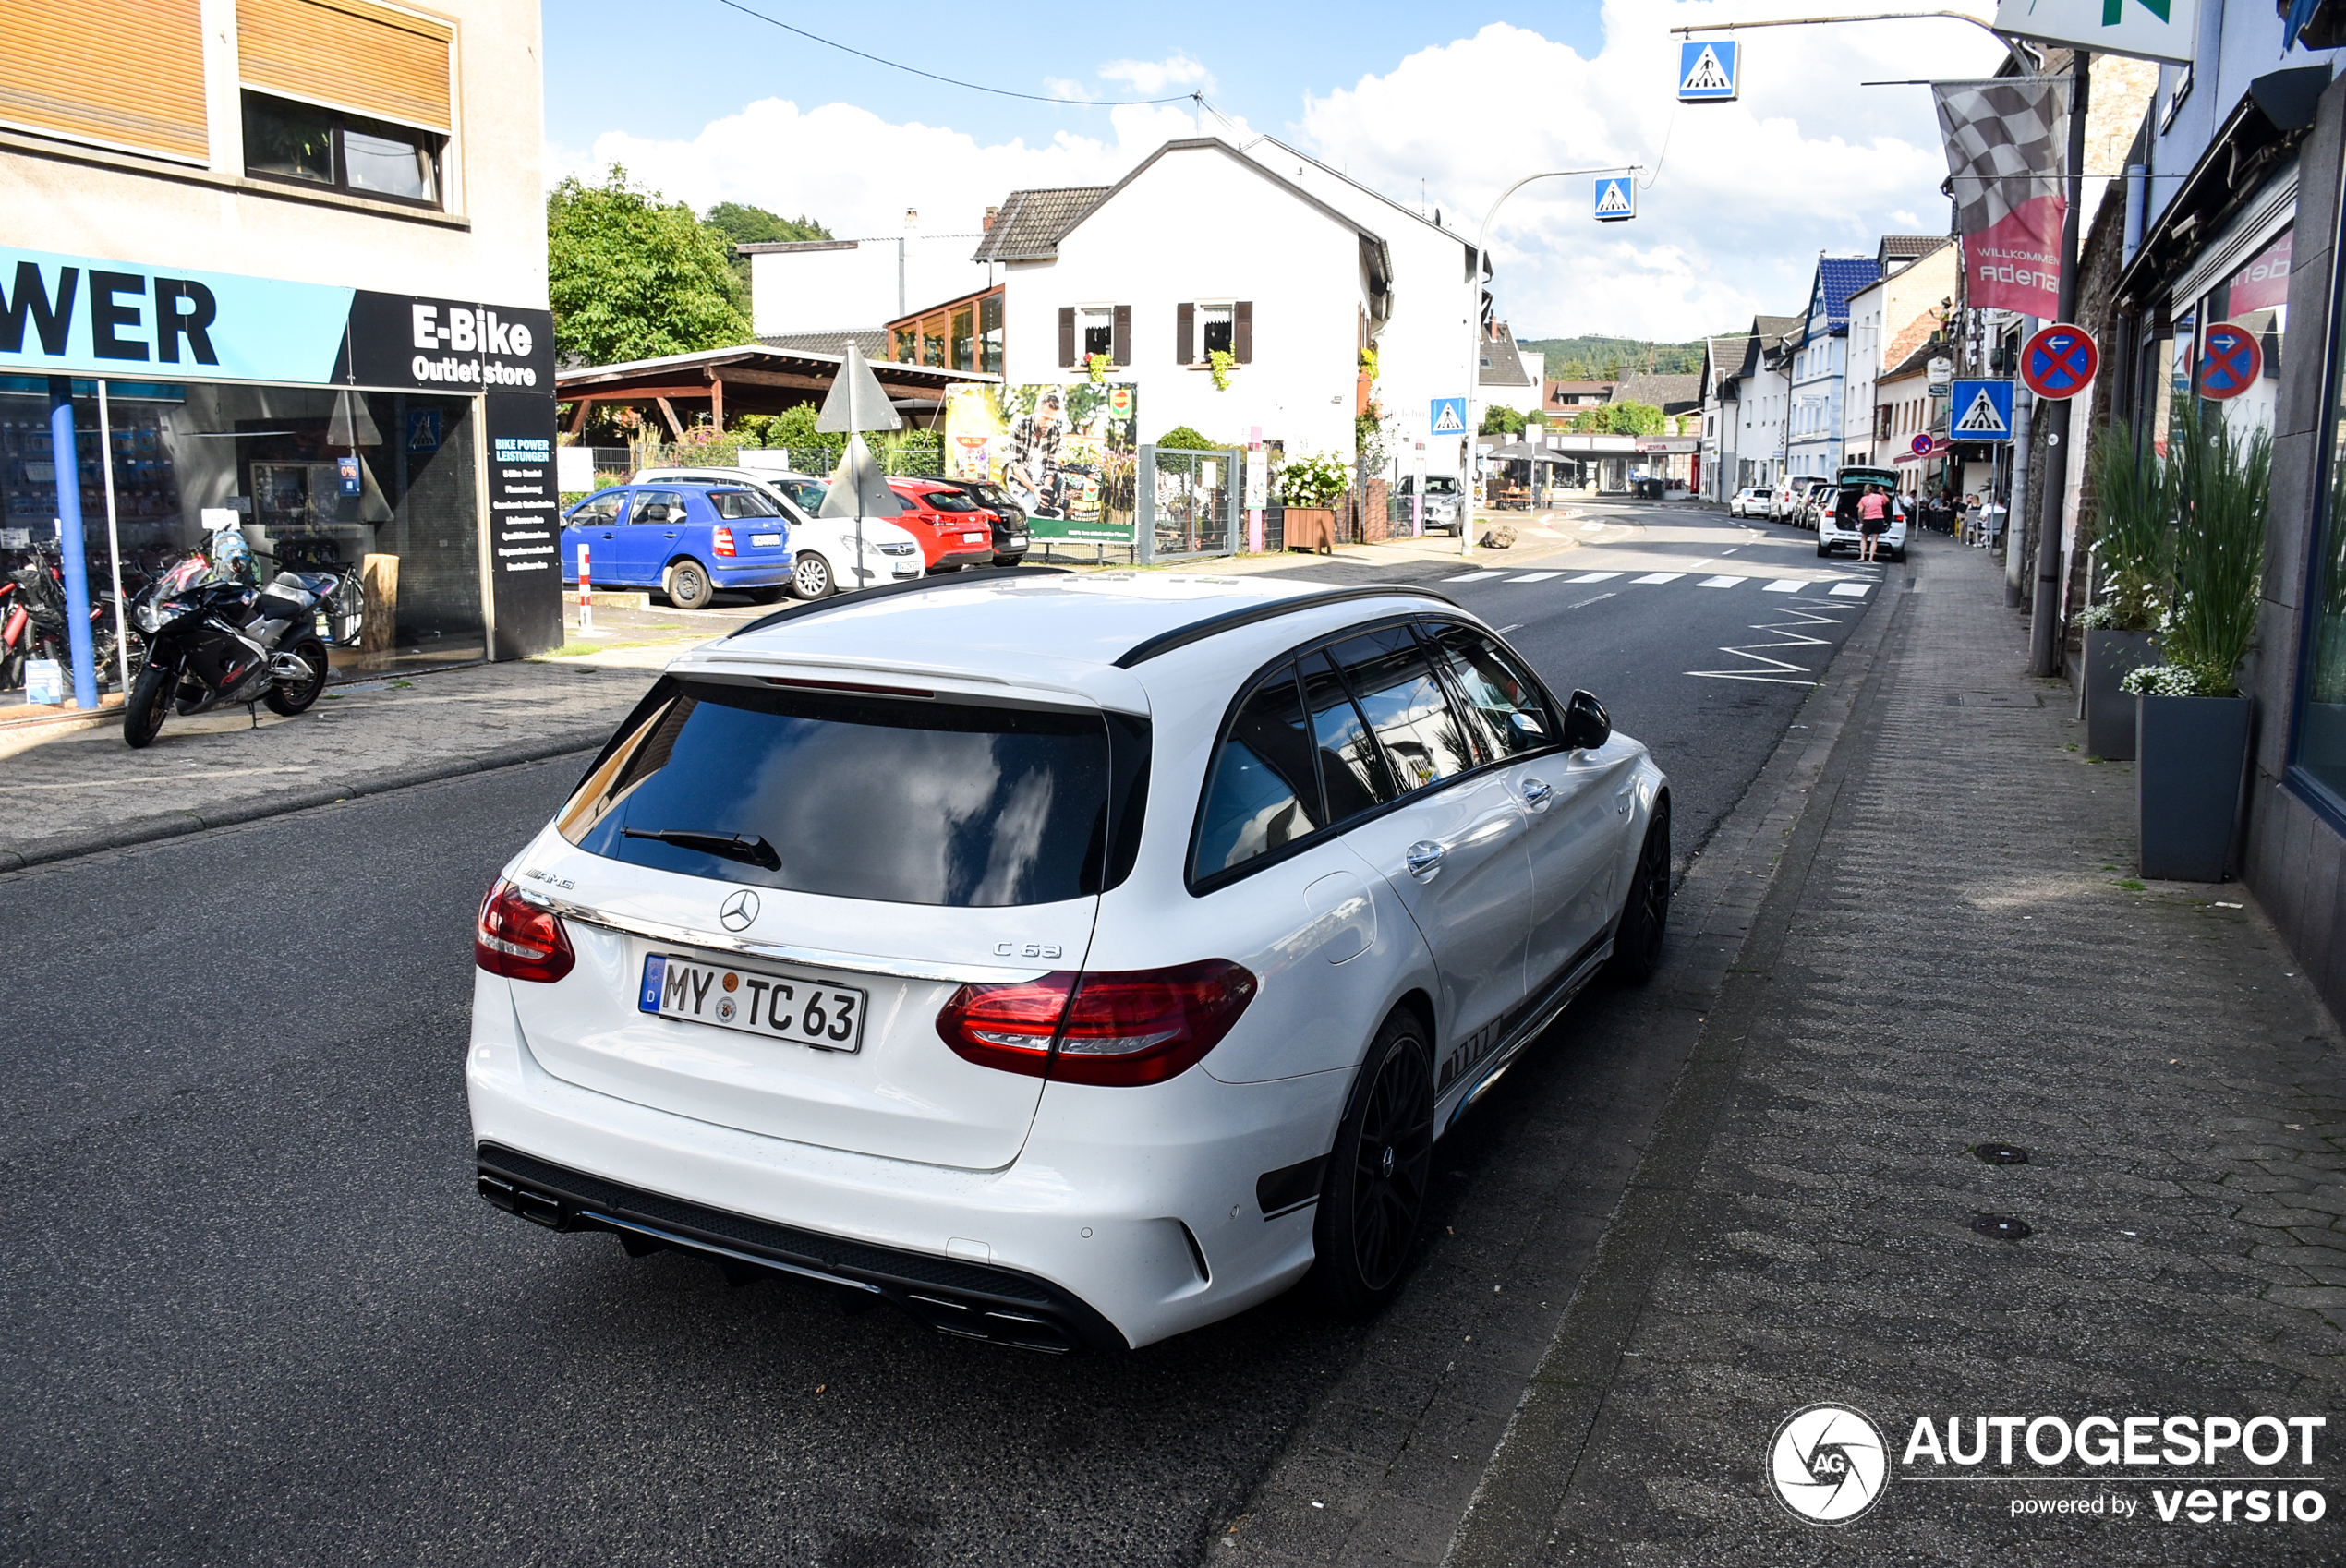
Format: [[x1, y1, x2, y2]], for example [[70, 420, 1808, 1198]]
[[1458, 164, 1640, 558], [1673, 10, 2035, 74]]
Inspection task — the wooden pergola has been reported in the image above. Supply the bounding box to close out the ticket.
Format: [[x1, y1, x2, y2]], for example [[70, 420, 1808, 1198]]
[[554, 344, 999, 437]]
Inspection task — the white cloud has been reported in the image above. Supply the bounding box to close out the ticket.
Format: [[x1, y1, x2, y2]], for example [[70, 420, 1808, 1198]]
[[550, 6, 2000, 338], [1292, 2, 2004, 337]]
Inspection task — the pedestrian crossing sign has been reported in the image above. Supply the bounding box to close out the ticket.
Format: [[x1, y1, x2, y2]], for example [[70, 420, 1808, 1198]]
[[1948, 379, 2014, 442], [1431, 396, 1467, 435], [1677, 40, 1739, 102], [1594, 178, 1636, 222]]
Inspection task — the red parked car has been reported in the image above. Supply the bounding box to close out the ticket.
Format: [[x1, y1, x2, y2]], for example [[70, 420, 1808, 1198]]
[[886, 479, 1001, 573]]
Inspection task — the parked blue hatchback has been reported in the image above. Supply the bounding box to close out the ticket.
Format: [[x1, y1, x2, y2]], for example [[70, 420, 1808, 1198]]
[[560, 483, 795, 609]]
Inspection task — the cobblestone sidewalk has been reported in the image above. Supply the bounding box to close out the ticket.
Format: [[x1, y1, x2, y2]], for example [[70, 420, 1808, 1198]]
[[0, 657, 651, 870], [1454, 538, 2345, 1563]]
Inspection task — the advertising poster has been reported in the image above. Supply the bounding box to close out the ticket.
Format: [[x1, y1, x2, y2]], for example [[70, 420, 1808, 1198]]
[[944, 382, 1138, 542]]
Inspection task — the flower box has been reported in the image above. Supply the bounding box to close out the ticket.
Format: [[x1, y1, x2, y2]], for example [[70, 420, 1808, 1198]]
[[2083, 629, 2156, 759], [2137, 693, 2253, 882]]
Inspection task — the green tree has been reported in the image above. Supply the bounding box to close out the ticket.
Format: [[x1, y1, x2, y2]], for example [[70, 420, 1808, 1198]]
[[1157, 425, 1225, 452], [1569, 400, 1663, 436], [1479, 404, 1526, 435], [705, 201, 833, 292], [547, 165, 753, 368]]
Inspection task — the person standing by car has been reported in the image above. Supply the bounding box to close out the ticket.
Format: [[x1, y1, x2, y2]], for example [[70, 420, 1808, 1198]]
[[1856, 484, 1891, 562]]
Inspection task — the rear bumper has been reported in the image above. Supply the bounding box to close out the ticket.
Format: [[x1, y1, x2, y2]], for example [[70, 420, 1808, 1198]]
[[934, 547, 994, 569], [466, 972, 1347, 1349], [709, 562, 794, 586]]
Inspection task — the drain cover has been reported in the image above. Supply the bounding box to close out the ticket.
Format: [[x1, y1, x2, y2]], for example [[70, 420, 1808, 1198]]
[[1972, 1213, 2032, 1240], [1973, 1143, 2029, 1164]]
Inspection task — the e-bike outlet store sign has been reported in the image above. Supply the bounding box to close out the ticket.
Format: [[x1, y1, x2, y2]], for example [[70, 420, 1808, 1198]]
[[0, 246, 559, 662]]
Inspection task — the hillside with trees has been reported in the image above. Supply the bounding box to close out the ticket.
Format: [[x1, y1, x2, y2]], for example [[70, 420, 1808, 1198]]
[[1518, 334, 1720, 380]]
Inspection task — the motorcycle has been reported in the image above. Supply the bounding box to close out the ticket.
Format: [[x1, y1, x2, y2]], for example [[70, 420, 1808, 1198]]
[[122, 549, 338, 748], [2, 548, 145, 693]]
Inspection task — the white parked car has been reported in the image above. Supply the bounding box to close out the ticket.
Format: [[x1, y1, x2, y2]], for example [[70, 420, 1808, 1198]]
[[1396, 473, 1464, 534], [631, 464, 924, 598], [1817, 466, 1908, 561], [468, 573, 1672, 1350], [1729, 487, 1770, 519]]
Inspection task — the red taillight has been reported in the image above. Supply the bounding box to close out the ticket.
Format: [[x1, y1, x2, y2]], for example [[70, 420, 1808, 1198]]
[[712, 526, 736, 558], [936, 960, 1256, 1087], [476, 879, 575, 983]]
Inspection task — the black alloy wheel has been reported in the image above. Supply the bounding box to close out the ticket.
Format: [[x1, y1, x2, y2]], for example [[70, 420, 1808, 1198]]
[[123, 664, 172, 748], [262, 636, 330, 716], [666, 559, 716, 610], [790, 552, 833, 600], [1312, 1011, 1435, 1315], [1609, 807, 1672, 984]]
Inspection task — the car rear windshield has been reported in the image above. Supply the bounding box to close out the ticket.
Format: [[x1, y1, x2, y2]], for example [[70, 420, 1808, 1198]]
[[709, 488, 782, 518], [918, 489, 980, 513], [559, 680, 1132, 906]]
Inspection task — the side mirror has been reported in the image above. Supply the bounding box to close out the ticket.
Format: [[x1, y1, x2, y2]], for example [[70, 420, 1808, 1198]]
[[1562, 690, 1612, 751]]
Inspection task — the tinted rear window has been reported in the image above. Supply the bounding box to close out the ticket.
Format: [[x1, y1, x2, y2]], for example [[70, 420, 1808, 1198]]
[[560, 681, 1119, 907], [919, 489, 979, 513], [710, 488, 782, 518]]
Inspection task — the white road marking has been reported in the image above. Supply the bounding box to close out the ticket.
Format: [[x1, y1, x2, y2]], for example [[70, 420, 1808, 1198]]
[[1495, 623, 1525, 634], [1566, 572, 1622, 583], [1447, 570, 1511, 582], [1508, 572, 1563, 583], [1629, 573, 1684, 585], [1763, 579, 1808, 593], [1566, 591, 1619, 610], [1829, 582, 1873, 597], [1697, 575, 1747, 588], [1685, 603, 1845, 685]]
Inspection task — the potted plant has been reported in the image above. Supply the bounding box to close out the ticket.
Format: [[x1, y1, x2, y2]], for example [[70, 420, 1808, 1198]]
[[2122, 403, 2268, 882], [1278, 452, 1348, 554], [2079, 418, 2170, 758]]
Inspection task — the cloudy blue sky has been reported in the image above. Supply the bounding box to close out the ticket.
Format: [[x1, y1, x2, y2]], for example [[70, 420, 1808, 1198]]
[[543, 0, 2006, 340]]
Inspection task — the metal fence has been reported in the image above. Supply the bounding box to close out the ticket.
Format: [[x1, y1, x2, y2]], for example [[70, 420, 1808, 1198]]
[[1143, 446, 1242, 562], [560, 442, 943, 499]]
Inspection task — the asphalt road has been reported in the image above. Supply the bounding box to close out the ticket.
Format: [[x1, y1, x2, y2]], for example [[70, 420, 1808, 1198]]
[[0, 502, 1871, 1567]]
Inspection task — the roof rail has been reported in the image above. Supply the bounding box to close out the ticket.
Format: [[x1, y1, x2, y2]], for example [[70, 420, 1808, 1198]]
[[1113, 585, 1457, 669], [727, 565, 1075, 640]]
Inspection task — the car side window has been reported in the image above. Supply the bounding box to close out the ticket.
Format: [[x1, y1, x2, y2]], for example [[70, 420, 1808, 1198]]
[[711, 488, 781, 518], [634, 489, 686, 525], [1300, 650, 1395, 820], [1192, 663, 1324, 878], [1425, 622, 1554, 761], [568, 491, 625, 527], [1324, 627, 1475, 793]]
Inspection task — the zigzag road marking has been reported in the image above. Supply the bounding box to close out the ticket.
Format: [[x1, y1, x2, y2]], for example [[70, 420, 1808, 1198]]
[[1685, 602, 1848, 685]]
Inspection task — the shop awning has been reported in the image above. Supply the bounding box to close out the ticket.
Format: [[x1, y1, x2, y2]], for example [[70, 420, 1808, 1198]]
[[554, 344, 998, 435]]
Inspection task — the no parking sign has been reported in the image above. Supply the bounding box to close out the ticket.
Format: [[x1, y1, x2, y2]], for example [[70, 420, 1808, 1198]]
[[2021, 325, 2098, 401], [2198, 322, 2263, 400]]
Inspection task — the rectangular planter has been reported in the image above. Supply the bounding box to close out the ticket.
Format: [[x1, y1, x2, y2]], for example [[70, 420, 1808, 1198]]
[[1284, 507, 1337, 553], [2137, 694, 2253, 882], [2083, 629, 2156, 760]]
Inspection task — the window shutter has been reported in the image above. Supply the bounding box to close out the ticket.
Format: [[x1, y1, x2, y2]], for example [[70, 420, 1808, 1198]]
[[1058, 307, 1075, 368], [238, 0, 453, 133], [1176, 302, 1194, 366], [1, 0, 207, 163], [1234, 301, 1253, 364], [1112, 304, 1131, 367]]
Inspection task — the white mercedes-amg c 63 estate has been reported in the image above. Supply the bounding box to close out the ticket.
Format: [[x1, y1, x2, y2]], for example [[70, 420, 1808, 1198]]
[[467, 570, 1671, 1351]]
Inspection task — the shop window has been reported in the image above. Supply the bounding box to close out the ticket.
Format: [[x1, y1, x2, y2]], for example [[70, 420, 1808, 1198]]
[[242, 90, 441, 207], [2192, 225, 2292, 439], [893, 327, 917, 362], [979, 293, 1004, 376], [2295, 235, 2346, 814]]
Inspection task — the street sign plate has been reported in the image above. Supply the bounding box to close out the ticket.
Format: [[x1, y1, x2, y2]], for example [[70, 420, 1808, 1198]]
[[1594, 177, 1636, 222], [2198, 322, 2264, 400], [2020, 327, 2098, 401], [1992, 0, 2199, 66], [1911, 433, 1934, 456], [1431, 396, 1467, 435], [1949, 379, 2016, 441], [1677, 40, 1738, 102]]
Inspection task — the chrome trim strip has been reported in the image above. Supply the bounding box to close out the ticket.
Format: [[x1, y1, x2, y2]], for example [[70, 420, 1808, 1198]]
[[518, 891, 1051, 983], [1444, 941, 1614, 1129]]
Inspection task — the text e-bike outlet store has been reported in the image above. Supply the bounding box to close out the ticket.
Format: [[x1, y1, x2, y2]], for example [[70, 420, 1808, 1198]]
[[0, 244, 560, 705]]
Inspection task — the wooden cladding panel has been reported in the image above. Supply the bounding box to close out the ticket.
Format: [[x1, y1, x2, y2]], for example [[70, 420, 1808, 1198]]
[[237, 0, 452, 133], [0, 0, 209, 163]]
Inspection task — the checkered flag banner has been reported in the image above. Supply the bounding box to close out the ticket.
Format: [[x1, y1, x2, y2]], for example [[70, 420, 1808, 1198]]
[[1932, 77, 2069, 235]]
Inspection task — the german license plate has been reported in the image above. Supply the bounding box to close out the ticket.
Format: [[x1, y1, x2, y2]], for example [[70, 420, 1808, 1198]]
[[639, 952, 865, 1053], [961, 531, 986, 543], [749, 532, 782, 547]]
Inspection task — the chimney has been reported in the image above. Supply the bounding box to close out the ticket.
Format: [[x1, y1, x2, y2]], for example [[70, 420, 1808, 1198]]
[[984, 204, 999, 231]]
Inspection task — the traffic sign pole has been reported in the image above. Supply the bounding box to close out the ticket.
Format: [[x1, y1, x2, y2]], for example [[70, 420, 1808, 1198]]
[[2030, 53, 2089, 678]]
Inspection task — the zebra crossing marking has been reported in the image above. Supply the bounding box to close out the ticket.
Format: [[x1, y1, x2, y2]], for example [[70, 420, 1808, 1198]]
[[1565, 572, 1622, 584], [1762, 579, 1808, 593], [1508, 571, 1563, 583], [1629, 572, 1684, 585], [1447, 570, 1511, 582], [1828, 582, 1873, 597], [1696, 575, 1746, 588]]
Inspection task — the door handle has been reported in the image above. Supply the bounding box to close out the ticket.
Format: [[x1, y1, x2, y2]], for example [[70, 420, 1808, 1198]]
[[1404, 840, 1445, 881], [1615, 789, 1635, 815], [663, 531, 679, 538], [1521, 778, 1553, 812]]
